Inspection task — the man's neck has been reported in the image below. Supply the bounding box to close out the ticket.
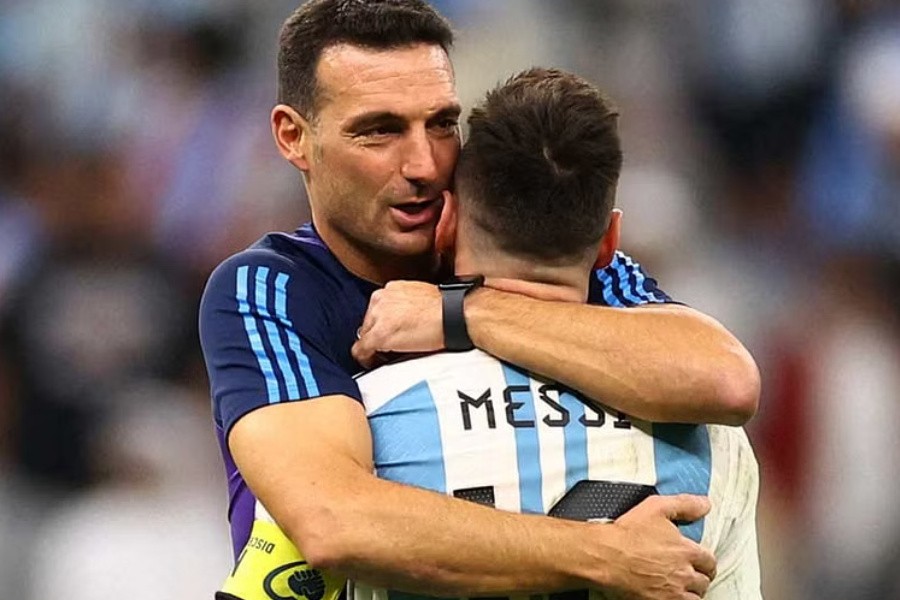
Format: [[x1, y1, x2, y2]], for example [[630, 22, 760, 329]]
[[315, 223, 438, 285], [455, 246, 589, 303], [481, 277, 585, 303]]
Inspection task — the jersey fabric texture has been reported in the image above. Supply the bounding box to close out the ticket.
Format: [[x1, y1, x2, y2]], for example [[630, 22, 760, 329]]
[[353, 351, 762, 600], [199, 222, 672, 560]]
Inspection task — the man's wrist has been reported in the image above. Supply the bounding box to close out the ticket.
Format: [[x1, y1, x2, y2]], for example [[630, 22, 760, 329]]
[[585, 522, 628, 592], [460, 287, 494, 349], [439, 275, 484, 351], [463, 287, 528, 350], [544, 520, 623, 592]]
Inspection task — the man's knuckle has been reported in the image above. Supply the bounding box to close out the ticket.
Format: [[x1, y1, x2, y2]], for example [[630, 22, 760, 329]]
[[646, 495, 665, 508]]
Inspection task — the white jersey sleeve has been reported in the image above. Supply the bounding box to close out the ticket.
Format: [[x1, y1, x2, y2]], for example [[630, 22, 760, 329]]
[[703, 426, 763, 600]]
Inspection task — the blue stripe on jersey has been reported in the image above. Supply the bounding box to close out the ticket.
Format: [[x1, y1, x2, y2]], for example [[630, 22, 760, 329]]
[[596, 257, 631, 307], [273, 272, 290, 323], [274, 272, 321, 397], [254, 267, 301, 401], [622, 261, 652, 303], [501, 365, 543, 514], [652, 424, 712, 543], [236, 266, 280, 403], [370, 381, 446, 494], [621, 254, 659, 303], [593, 268, 625, 307], [613, 254, 650, 305], [559, 391, 590, 491]]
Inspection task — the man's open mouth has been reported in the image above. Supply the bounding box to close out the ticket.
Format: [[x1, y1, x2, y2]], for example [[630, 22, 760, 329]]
[[393, 198, 440, 215]]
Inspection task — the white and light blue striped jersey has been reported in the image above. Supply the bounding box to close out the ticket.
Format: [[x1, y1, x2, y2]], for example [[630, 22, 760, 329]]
[[355, 349, 762, 600]]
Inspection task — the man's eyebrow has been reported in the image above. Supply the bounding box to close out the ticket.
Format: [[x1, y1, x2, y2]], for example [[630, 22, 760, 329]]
[[345, 111, 406, 132], [345, 104, 462, 132], [428, 104, 462, 122]]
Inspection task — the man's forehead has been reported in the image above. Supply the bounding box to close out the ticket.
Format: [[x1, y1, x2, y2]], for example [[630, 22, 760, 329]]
[[316, 43, 458, 116]]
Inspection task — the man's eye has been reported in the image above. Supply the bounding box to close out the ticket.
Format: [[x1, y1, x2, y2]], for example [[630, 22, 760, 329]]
[[435, 119, 459, 131], [362, 126, 399, 137]]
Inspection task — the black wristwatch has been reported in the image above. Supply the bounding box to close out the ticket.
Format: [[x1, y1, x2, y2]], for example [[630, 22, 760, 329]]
[[438, 275, 485, 351]]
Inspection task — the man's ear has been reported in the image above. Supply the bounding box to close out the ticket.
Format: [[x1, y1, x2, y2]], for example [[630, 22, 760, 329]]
[[594, 209, 622, 269], [272, 104, 313, 171], [435, 190, 458, 257]]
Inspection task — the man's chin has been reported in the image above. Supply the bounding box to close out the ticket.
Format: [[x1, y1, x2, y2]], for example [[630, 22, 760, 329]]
[[375, 227, 437, 261], [388, 232, 436, 257]]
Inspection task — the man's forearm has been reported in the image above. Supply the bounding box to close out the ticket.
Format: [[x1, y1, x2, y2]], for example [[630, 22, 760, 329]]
[[294, 469, 609, 596], [235, 395, 714, 600], [235, 399, 605, 595], [288, 468, 715, 600], [465, 289, 760, 425]]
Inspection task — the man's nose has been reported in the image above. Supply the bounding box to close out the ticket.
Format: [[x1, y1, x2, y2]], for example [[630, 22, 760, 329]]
[[400, 128, 439, 186]]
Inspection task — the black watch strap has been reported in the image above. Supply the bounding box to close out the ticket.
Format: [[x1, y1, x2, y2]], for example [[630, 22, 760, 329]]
[[442, 285, 473, 351]]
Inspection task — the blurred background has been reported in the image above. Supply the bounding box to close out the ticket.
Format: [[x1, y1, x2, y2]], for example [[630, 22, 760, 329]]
[[1, 0, 899, 598]]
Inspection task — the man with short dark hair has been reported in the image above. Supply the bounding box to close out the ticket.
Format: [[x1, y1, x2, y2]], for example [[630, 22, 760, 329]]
[[455, 68, 623, 266], [200, 2, 760, 599]]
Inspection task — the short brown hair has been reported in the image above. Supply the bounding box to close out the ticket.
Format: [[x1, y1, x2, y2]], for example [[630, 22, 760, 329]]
[[277, 0, 454, 116], [457, 68, 622, 262]]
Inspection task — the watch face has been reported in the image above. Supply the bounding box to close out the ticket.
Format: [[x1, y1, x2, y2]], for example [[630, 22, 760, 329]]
[[440, 274, 485, 290]]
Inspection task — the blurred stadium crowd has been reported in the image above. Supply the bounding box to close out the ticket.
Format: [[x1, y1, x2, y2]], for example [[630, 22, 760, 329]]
[[1, 0, 899, 598]]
